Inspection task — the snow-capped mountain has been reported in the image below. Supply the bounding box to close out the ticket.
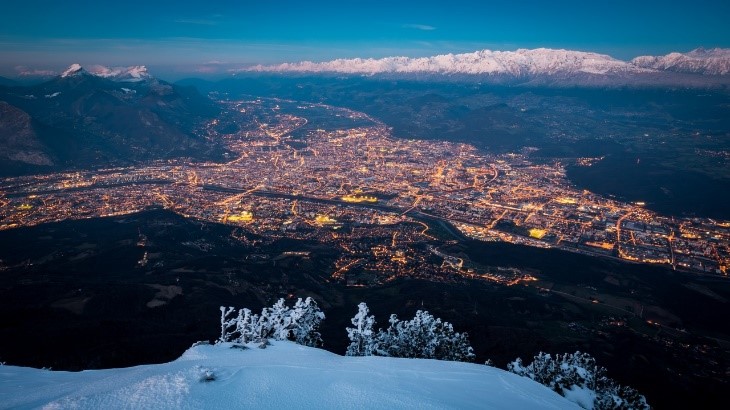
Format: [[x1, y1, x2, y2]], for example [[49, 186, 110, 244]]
[[245, 48, 640, 76], [58, 64, 152, 82], [60, 63, 84, 78], [88, 64, 152, 81], [240, 47, 730, 83], [631, 48, 730, 75], [0, 63, 222, 175], [0, 341, 578, 409]]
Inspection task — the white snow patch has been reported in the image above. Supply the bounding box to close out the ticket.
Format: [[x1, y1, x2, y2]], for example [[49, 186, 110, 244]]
[[562, 385, 597, 410], [44, 92, 61, 98], [88, 65, 151, 81], [0, 341, 578, 409], [61, 64, 83, 78]]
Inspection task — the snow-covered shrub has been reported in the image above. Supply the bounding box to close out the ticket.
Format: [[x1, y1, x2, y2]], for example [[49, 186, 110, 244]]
[[217, 297, 325, 347], [218, 306, 237, 344], [345, 302, 377, 357], [507, 351, 649, 410], [289, 297, 326, 347], [593, 383, 650, 410], [268, 299, 292, 341], [345, 303, 475, 362], [233, 308, 255, 344]]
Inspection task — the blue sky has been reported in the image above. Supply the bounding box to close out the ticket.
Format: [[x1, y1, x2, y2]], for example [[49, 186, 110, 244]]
[[1, 0, 729, 78]]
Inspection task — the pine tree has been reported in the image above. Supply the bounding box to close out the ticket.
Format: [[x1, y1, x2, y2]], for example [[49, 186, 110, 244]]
[[234, 308, 254, 344], [217, 297, 326, 347], [594, 379, 650, 410], [346, 302, 377, 356], [374, 314, 403, 357], [253, 307, 272, 341], [268, 298, 292, 341], [507, 351, 649, 410], [290, 297, 325, 347], [364, 309, 475, 362], [431, 319, 475, 362]]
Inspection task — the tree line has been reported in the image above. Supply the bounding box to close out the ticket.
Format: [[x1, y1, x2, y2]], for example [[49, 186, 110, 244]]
[[218, 299, 649, 409]]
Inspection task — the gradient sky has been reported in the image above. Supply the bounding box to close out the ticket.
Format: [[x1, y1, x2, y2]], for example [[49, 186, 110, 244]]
[[1, 0, 729, 79]]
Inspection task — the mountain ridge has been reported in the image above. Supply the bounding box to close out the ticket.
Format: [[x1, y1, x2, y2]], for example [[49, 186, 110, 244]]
[[631, 48, 730, 75], [240, 48, 730, 83], [0, 65, 223, 176]]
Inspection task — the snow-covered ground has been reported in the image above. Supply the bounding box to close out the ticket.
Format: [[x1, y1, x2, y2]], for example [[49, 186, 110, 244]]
[[0, 341, 578, 409]]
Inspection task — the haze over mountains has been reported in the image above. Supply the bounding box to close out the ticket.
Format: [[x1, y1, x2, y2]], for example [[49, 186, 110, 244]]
[[242, 47, 730, 85], [0, 64, 222, 175]]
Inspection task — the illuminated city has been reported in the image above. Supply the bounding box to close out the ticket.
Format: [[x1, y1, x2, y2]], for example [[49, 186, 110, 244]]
[[1, 98, 727, 287]]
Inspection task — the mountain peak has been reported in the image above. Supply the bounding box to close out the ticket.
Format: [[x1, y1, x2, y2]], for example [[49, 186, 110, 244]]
[[60, 63, 84, 78], [55, 64, 153, 82]]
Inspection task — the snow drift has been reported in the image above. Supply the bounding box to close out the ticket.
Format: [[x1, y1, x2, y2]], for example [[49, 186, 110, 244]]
[[0, 341, 578, 409]]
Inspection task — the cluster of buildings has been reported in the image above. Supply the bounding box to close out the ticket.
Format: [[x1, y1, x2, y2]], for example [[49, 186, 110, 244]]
[[1, 98, 728, 284]]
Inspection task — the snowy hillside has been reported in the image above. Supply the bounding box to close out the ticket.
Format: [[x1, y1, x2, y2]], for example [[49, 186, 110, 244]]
[[0, 341, 578, 409]]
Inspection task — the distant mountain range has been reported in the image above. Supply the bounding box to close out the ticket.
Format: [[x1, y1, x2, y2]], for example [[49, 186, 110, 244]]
[[241, 48, 730, 85], [0, 65, 222, 176], [631, 48, 730, 76], [62, 63, 154, 82]]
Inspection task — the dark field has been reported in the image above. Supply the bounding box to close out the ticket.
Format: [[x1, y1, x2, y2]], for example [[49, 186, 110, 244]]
[[567, 154, 730, 219]]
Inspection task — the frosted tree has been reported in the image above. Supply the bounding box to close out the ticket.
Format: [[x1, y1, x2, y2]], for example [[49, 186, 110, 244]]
[[508, 351, 649, 410], [234, 308, 255, 344], [508, 352, 561, 389], [373, 314, 403, 357], [346, 302, 377, 356], [430, 319, 476, 362], [218, 306, 237, 344], [289, 297, 325, 347], [391, 310, 474, 361], [594, 383, 650, 410], [252, 309, 270, 341], [268, 299, 293, 340], [217, 297, 326, 346], [362, 309, 474, 362]]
